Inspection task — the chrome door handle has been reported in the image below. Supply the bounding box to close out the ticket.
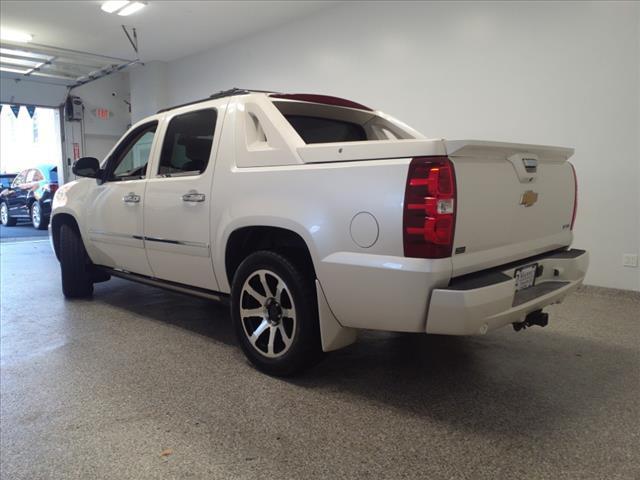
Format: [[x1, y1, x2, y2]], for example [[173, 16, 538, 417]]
[[182, 192, 206, 203], [123, 192, 141, 203]]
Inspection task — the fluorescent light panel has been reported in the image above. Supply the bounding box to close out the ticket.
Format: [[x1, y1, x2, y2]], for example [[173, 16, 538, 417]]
[[118, 2, 146, 16], [101, 1, 130, 13], [0, 29, 33, 43]]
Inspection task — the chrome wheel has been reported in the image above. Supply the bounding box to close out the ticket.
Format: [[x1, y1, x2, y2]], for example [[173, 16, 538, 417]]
[[31, 202, 41, 228], [0, 203, 7, 225], [240, 269, 296, 358]]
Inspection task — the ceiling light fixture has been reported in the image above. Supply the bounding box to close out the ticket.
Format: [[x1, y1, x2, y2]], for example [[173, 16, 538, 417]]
[[117, 2, 147, 16], [0, 28, 33, 43], [101, 1, 131, 13]]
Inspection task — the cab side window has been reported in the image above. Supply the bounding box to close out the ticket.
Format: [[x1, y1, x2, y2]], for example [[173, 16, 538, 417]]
[[106, 123, 158, 182], [26, 170, 36, 183], [158, 109, 217, 176]]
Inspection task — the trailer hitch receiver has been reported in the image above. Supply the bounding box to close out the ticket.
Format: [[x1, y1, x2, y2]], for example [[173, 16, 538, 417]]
[[513, 310, 549, 332]]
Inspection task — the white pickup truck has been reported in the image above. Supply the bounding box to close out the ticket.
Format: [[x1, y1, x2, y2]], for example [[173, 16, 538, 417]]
[[51, 88, 588, 375]]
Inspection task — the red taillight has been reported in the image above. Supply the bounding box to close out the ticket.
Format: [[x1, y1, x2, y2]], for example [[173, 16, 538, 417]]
[[403, 156, 456, 258], [569, 162, 577, 230]]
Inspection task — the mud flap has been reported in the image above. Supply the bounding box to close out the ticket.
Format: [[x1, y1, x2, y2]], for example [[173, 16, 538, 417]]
[[316, 280, 357, 352]]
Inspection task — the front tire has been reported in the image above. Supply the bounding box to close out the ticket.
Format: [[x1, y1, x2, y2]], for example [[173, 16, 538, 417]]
[[31, 202, 48, 230], [59, 224, 94, 298], [0, 202, 17, 226], [231, 250, 323, 376]]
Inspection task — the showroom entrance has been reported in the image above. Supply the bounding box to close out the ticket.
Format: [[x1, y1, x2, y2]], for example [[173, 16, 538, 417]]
[[0, 104, 64, 235]]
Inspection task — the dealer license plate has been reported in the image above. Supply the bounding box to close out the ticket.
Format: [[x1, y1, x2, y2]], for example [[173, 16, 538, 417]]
[[514, 264, 537, 291]]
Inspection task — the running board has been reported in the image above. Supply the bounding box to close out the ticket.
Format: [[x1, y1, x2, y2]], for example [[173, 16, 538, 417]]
[[99, 267, 229, 304]]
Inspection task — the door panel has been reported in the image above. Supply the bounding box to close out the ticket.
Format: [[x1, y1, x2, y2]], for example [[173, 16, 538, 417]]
[[143, 108, 219, 290], [86, 180, 150, 274], [85, 123, 158, 275], [143, 177, 215, 287]]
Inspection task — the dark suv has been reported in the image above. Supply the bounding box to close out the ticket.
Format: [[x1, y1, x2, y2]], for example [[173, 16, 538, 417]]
[[0, 165, 59, 230]]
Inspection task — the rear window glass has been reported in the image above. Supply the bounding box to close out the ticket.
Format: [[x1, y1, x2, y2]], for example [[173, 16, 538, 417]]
[[284, 115, 366, 144]]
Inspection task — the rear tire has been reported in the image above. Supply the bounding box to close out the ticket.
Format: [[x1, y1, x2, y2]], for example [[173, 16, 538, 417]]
[[59, 224, 94, 298], [231, 250, 323, 376], [31, 202, 48, 230], [0, 202, 17, 226]]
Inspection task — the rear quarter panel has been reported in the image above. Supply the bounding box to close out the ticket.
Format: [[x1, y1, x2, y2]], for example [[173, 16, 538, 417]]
[[211, 101, 454, 331]]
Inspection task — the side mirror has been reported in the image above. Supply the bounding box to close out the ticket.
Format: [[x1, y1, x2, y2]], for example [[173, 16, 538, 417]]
[[72, 157, 101, 179]]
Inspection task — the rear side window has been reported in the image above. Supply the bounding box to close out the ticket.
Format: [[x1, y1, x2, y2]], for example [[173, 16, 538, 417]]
[[159, 109, 217, 176], [284, 115, 366, 144]]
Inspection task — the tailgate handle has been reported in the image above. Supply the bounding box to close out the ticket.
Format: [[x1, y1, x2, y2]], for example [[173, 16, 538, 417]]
[[522, 158, 537, 173], [508, 153, 539, 183]]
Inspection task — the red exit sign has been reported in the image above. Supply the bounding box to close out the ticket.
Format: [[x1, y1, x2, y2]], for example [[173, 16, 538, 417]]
[[96, 108, 110, 120]]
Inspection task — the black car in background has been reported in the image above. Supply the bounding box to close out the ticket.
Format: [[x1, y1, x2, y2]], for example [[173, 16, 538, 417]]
[[0, 165, 59, 230], [0, 173, 17, 190]]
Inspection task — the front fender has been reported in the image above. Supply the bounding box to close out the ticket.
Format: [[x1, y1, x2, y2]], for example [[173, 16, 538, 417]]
[[51, 179, 98, 260]]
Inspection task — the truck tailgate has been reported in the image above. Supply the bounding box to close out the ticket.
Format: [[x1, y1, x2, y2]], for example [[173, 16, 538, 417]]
[[446, 140, 576, 277]]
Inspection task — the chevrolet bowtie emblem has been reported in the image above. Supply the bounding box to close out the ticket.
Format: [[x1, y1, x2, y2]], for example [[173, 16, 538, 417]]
[[520, 190, 539, 207]]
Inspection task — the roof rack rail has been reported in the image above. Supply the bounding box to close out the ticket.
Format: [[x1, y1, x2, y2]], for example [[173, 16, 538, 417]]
[[156, 88, 276, 114]]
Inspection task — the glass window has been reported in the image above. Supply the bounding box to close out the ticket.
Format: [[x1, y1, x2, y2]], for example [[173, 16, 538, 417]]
[[283, 115, 366, 144], [107, 123, 157, 181], [26, 169, 36, 182], [32, 169, 44, 182], [158, 109, 217, 176], [12, 171, 27, 187]]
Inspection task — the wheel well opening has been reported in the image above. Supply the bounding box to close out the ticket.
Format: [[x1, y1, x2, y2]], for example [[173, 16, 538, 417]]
[[51, 214, 80, 260], [225, 227, 315, 284]]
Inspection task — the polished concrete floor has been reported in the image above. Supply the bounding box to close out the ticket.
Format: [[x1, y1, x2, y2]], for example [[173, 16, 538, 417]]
[[1, 241, 639, 480]]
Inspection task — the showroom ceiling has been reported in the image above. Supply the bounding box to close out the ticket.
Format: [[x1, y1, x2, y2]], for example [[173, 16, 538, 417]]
[[0, 1, 339, 62]]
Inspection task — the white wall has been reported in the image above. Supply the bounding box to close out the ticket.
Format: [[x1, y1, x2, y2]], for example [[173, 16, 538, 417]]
[[129, 61, 169, 123], [62, 72, 131, 180], [131, 1, 640, 291]]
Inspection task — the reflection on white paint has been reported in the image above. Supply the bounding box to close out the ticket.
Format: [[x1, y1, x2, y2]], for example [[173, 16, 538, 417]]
[[383, 262, 403, 270]]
